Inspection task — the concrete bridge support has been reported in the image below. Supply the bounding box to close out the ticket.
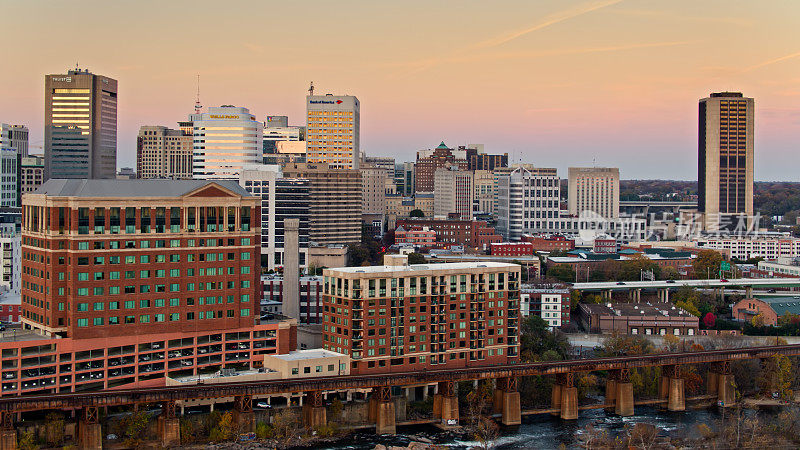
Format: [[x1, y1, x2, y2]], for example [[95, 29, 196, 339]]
[[612, 369, 634, 417], [661, 366, 685, 411], [233, 395, 254, 433], [628, 289, 642, 302], [157, 401, 181, 447], [373, 386, 396, 434], [552, 373, 578, 420], [78, 406, 102, 450], [493, 377, 521, 426], [657, 288, 670, 303], [710, 361, 736, 407], [746, 286, 753, 298], [302, 391, 327, 429], [0, 411, 15, 450], [602, 290, 612, 300], [433, 380, 459, 427]]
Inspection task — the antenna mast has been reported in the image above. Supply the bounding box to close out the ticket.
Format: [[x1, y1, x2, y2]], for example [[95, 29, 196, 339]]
[[308, 81, 314, 96], [194, 75, 202, 115]]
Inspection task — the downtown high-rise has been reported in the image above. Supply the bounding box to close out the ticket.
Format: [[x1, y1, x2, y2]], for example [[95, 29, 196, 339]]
[[306, 95, 360, 169], [191, 106, 263, 179], [44, 68, 117, 180], [698, 92, 754, 232]]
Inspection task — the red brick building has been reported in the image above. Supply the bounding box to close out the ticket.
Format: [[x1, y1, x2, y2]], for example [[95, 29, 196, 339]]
[[414, 142, 468, 193], [322, 257, 521, 374], [731, 298, 778, 326], [394, 225, 436, 248], [490, 242, 534, 257], [521, 234, 575, 252], [395, 218, 501, 251], [0, 179, 296, 397]]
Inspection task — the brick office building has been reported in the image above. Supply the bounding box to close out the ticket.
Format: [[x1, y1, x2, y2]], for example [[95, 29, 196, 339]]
[[521, 234, 575, 252], [1, 179, 295, 397], [322, 256, 520, 374], [395, 218, 502, 251], [414, 142, 468, 193]]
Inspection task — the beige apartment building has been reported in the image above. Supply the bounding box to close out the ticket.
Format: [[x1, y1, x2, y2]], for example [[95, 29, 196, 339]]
[[698, 92, 754, 232], [283, 162, 361, 245], [568, 167, 619, 219], [361, 165, 388, 216], [136, 125, 193, 179]]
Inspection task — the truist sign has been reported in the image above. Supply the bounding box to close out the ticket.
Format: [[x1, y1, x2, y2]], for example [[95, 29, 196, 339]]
[[52, 77, 72, 82]]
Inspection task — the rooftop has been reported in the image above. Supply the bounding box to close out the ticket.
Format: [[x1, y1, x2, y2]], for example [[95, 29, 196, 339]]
[[328, 261, 518, 274], [582, 302, 697, 319], [272, 349, 346, 361], [33, 179, 250, 198]]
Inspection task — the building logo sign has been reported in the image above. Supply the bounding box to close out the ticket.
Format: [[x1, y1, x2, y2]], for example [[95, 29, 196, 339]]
[[52, 77, 72, 82], [209, 115, 241, 120], [310, 100, 344, 105]]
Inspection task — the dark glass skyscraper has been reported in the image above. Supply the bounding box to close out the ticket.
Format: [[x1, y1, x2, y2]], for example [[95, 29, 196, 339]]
[[44, 68, 117, 180]]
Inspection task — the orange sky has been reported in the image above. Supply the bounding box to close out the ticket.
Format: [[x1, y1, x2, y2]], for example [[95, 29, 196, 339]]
[[2, 0, 799, 180]]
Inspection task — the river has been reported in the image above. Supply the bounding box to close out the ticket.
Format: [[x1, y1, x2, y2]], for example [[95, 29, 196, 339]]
[[316, 405, 751, 449]]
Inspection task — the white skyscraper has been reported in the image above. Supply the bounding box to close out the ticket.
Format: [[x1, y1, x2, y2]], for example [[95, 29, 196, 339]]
[[191, 106, 263, 179], [306, 94, 360, 169], [496, 166, 561, 240]]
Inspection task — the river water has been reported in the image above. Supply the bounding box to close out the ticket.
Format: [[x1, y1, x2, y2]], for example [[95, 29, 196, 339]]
[[317, 405, 735, 449]]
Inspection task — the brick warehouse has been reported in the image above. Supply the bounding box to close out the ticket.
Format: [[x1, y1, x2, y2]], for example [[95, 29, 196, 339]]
[[1, 179, 295, 397], [322, 255, 520, 375]]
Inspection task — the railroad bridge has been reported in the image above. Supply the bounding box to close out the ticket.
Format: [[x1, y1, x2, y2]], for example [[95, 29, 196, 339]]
[[1, 344, 800, 449]]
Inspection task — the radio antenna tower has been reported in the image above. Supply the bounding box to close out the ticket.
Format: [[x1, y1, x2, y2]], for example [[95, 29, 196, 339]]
[[194, 75, 202, 115], [308, 81, 314, 96]]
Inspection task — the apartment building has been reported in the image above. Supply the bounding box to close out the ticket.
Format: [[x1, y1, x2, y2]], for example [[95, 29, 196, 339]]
[[136, 125, 193, 179], [433, 167, 473, 220], [322, 256, 521, 374]]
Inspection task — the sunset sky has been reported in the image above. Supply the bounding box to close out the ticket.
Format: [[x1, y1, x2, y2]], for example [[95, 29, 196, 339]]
[[2, 0, 799, 180]]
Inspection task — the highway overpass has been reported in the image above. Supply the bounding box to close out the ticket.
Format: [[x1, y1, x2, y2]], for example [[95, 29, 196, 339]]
[[572, 277, 800, 301]]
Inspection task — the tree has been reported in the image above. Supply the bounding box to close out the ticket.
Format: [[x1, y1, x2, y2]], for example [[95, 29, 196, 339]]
[[693, 250, 725, 279], [676, 299, 701, 317], [547, 264, 575, 283], [407, 252, 426, 265], [410, 209, 424, 218], [520, 316, 571, 362], [44, 411, 65, 446], [209, 411, 234, 442], [464, 382, 498, 450], [122, 410, 152, 448], [758, 354, 794, 401], [751, 312, 765, 328], [703, 312, 717, 328]]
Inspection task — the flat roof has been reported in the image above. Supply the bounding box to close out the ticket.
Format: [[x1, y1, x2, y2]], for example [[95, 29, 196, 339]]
[[582, 302, 696, 319], [328, 261, 518, 274], [272, 349, 346, 361]]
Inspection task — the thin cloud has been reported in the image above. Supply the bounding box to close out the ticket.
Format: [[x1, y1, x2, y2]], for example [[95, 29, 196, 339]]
[[473, 0, 624, 50], [743, 50, 800, 72]]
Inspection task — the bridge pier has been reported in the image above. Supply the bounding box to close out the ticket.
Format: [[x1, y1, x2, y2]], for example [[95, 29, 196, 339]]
[[493, 377, 520, 426], [157, 401, 181, 447], [302, 391, 327, 429], [434, 380, 459, 427], [233, 395, 254, 433], [745, 286, 753, 298], [710, 362, 735, 407], [657, 288, 670, 303], [602, 289, 612, 300], [373, 386, 396, 434], [604, 377, 616, 412], [0, 411, 15, 450], [553, 373, 577, 420], [78, 406, 102, 450], [628, 289, 642, 302], [611, 369, 634, 416], [661, 366, 684, 411]]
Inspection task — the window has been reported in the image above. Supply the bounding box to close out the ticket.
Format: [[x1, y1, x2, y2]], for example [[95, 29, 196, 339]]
[[77, 288, 89, 296], [77, 319, 88, 327], [155, 314, 165, 322], [140, 315, 150, 323], [125, 301, 135, 309], [291, 368, 298, 375], [93, 302, 104, 311], [154, 299, 165, 307], [169, 299, 179, 307], [93, 317, 103, 326], [241, 309, 250, 317], [77, 303, 89, 312], [109, 301, 119, 310]]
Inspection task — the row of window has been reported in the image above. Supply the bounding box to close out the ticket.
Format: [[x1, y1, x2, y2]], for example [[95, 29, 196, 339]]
[[75, 309, 251, 327]]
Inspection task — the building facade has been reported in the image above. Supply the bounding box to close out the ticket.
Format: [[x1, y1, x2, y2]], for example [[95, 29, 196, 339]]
[[136, 126, 193, 179], [261, 275, 323, 324], [263, 115, 304, 165], [394, 225, 436, 248], [579, 303, 699, 336], [490, 242, 533, 257], [0, 123, 28, 156], [0, 148, 17, 207], [433, 167, 473, 220], [520, 285, 571, 329], [21, 179, 260, 339], [191, 106, 263, 179], [322, 257, 521, 374], [20, 156, 45, 196], [698, 92, 755, 232], [361, 165, 388, 216], [44, 68, 117, 180], [395, 218, 502, 250], [694, 236, 800, 260], [282, 163, 361, 246], [306, 95, 360, 169], [239, 166, 311, 270], [414, 142, 467, 193], [496, 167, 560, 240], [568, 167, 619, 219]]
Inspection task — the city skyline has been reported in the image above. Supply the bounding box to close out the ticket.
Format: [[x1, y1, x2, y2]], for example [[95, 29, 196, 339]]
[[2, 1, 800, 180]]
